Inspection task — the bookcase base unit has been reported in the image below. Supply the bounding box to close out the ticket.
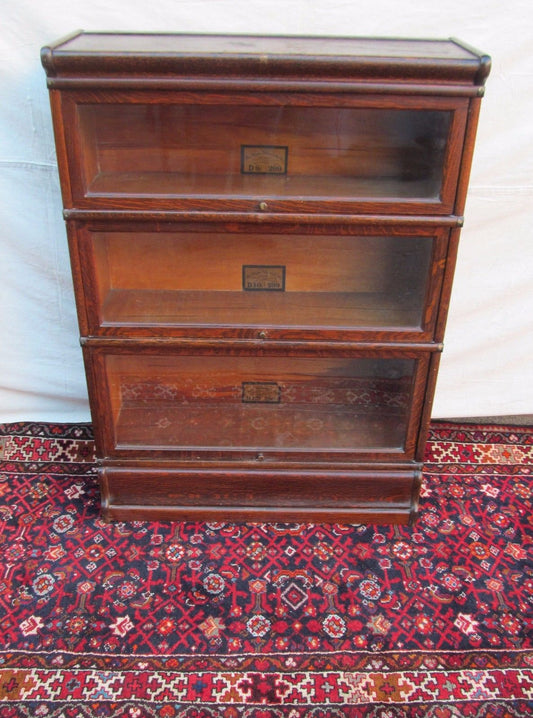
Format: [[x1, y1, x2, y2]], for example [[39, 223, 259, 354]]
[[99, 463, 422, 524]]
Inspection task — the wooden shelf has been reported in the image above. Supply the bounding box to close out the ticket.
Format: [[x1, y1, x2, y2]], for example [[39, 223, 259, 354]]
[[88, 172, 442, 203], [101, 289, 423, 329], [115, 402, 406, 452]]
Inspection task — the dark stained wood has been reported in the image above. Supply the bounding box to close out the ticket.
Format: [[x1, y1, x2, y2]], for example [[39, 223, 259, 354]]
[[99, 465, 420, 524], [43, 32, 489, 523], [453, 96, 484, 216], [42, 33, 490, 92], [416, 350, 442, 462], [63, 210, 463, 225]]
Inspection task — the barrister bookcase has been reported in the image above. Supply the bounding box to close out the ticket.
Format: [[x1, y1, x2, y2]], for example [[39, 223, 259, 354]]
[[41, 32, 490, 523]]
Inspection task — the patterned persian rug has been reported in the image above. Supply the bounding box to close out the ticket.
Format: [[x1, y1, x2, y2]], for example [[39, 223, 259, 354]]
[[0, 421, 531, 716]]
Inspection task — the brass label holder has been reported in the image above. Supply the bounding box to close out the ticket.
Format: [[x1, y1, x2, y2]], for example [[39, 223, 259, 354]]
[[242, 265, 286, 291], [241, 145, 288, 174], [242, 382, 281, 404]]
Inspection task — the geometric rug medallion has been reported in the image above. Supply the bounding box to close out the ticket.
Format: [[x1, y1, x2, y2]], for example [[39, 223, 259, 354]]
[[0, 421, 531, 715]]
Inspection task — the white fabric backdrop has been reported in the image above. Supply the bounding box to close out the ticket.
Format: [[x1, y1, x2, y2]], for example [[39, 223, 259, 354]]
[[1, 0, 532, 422]]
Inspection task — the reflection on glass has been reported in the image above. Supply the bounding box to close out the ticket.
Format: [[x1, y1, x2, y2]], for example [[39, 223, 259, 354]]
[[105, 354, 415, 452], [77, 104, 451, 202], [90, 230, 432, 331]]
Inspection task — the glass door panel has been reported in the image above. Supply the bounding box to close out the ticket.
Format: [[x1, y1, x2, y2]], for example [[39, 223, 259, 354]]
[[75, 102, 453, 208], [86, 228, 435, 334], [103, 353, 417, 455]]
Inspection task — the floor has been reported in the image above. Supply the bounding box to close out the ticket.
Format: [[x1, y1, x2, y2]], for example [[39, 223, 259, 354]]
[[442, 415, 533, 425]]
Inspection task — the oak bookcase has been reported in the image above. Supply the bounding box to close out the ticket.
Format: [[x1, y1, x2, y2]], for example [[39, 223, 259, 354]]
[[42, 33, 490, 523]]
